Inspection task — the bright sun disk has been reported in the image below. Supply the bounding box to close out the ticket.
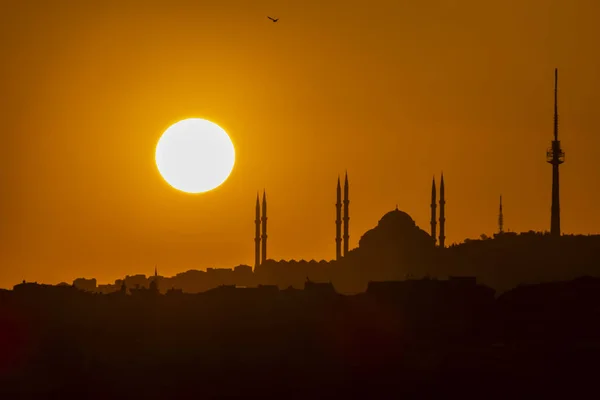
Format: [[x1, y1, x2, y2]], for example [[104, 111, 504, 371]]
[[155, 118, 235, 194]]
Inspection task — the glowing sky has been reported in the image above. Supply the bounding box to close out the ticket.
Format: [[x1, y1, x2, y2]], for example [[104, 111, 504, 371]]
[[1, 0, 599, 287]]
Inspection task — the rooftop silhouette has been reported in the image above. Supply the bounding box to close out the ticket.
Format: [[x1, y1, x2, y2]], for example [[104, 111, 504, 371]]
[[2, 275, 600, 397]]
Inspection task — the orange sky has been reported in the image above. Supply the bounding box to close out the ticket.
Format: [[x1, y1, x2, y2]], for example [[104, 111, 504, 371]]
[[1, 0, 599, 288]]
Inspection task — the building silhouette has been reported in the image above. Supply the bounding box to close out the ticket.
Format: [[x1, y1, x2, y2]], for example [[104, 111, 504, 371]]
[[547, 68, 565, 237], [247, 71, 571, 269]]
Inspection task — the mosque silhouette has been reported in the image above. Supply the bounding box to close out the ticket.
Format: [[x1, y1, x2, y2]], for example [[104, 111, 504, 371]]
[[62, 68, 598, 297]]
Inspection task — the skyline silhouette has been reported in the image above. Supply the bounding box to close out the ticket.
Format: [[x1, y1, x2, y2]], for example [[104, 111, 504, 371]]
[[53, 195, 600, 295], [7, 81, 587, 291], [2, 274, 599, 397], [3, 2, 600, 397]]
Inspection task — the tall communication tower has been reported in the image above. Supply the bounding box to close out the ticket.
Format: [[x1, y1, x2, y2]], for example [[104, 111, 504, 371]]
[[547, 68, 565, 237]]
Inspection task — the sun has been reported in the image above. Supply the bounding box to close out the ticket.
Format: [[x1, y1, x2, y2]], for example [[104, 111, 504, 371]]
[[155, 118, 235, 194]]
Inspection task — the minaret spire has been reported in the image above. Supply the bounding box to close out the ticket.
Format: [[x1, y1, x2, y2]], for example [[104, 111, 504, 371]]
[[335, 176, 342, 261], [430, 175, 437, 245], [498, 195, 504, 234], [439, 172, 446, 248], [343, 171, 350, 257], [150, 265, 159, 293], [547, 67, 564, 237], [261, 189, 268, 263], [254, 192, 261, 269]]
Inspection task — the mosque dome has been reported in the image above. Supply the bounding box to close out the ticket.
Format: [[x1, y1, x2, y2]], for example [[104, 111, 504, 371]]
[[358, 207, 433, 251], [377, 207, 417, 230]]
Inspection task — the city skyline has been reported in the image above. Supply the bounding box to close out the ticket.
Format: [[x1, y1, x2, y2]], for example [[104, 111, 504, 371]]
[[3, 3, 600, 398], [2, 1, 600, 288]]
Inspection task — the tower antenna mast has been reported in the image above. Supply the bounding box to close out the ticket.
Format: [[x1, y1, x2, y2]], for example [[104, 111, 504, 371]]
[[547, 68, 564, 237]]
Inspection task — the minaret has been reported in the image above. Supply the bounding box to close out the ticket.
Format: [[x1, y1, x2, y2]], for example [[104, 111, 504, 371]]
[[335, 176, 342, 261], [254, 193, 261, 269], [430, 176, 437, 245], [439, 173, 445, 248], [547, 68, 564, 237], [261, 190, 267, 263], [498, 195, 504, 234], [343, 172, 350, 257]]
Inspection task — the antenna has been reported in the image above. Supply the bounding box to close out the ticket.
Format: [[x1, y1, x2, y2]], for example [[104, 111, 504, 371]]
[[547, 68, 565, 237], [554, 68, 558, 141], [498, 195, 504, 234]]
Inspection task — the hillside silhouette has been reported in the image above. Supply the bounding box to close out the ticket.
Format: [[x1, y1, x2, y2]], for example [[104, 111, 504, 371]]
[[3, 210, 600, 398], [73, 209, 600, 296], [1, 276, 599, 398]]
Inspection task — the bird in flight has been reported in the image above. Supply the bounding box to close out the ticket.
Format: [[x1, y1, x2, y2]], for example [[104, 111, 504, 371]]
[[267, 16, 279, 22]]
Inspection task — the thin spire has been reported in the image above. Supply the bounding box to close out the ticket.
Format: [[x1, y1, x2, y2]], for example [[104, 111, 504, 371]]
[[498, 195, 504, 234], [261, 189, 267, 264], [151, 265, 159, 293], [336, 175, 342, 261], [439, 172, 445, 248], [430, 175, 437, 245], [255, 190, 261, 269], [554, 68, 558, 141], [343, 171, 350, 257]]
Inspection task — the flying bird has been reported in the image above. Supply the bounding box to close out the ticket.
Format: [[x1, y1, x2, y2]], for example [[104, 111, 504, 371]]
[[267, 16, 279, 22]]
